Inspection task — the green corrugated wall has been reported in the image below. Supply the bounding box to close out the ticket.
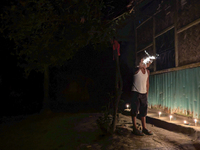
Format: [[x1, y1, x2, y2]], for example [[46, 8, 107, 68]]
[[148, 67, 200, 119]]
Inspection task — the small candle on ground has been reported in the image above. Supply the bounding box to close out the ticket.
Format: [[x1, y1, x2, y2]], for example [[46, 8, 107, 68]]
[[194, 119, 197, 126], [126, 104, 129, 109], [159, 112, 161, 118], [170, 115, 173, 121]]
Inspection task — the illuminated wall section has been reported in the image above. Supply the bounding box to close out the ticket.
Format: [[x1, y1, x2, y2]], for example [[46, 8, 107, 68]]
[[148, 67, 200, 119]]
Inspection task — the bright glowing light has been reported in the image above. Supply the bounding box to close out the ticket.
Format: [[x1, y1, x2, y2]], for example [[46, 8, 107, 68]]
[[143, 50, 158, 65], [169, 115, 173, 121], [126, 104, 129, 109], [184, 120, 187, 124], [144, 50, 150, 56], [143, 56, 155, 64], [194, 119, 197, 126], [158, 112, 161, 118]]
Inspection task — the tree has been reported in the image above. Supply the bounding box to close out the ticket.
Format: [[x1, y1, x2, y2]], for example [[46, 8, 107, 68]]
[[111, 39, 123, 133], [1, 0, 116, 112], [1, 0, 134, 132]]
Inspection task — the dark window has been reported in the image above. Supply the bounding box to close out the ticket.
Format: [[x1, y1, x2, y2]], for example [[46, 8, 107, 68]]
[[156, 29, 175, 70]]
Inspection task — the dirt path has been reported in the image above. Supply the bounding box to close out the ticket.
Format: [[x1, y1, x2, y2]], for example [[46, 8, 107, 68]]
[[0, 112, 199, 150]]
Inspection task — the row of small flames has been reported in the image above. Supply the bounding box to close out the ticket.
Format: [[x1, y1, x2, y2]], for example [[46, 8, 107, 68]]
[[125, 104, 198, 126]]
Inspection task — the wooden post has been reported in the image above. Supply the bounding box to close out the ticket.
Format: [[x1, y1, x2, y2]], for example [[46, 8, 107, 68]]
[[151, 62, 200, 75], [153, 16, 156, 71], [174, 0, 179, 67], [177, 18, 200, 34], [155, 25, 174, 38], [135, 20, 138, 66], [137, 43, 153, 53], [111, 48, 123, 133]]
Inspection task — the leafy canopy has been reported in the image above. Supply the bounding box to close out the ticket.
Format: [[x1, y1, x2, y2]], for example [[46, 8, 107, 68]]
[[1, 0, 119, 74]]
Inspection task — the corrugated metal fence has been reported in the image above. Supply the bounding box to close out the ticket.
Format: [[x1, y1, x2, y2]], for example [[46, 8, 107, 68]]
[[148, 67, 200, 119]]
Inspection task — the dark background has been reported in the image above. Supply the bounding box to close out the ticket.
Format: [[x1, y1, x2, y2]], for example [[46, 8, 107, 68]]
[[0, 0, 135, 117]]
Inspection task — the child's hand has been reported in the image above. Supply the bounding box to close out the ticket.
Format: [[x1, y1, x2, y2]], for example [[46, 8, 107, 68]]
[[146, 61, 152, 68], [139, 59, 147, 68], [139, 59, 152, 68]]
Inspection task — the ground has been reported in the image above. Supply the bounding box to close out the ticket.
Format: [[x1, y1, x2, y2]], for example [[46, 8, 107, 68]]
[[0, 112, 199, 150]]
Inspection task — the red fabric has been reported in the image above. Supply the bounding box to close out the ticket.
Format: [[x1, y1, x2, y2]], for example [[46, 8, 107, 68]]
[[113, 40, 120, 60]]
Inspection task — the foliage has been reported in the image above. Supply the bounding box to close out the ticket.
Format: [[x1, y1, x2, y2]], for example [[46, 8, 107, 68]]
[[96, 92, 124, 134], [96, 92, 114, 134], [1, 0, 133, 124], [1, 0, 130, 75]]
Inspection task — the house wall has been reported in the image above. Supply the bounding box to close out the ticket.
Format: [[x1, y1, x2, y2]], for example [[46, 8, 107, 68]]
[[134, 0, 200, 118], [149, 67, 200, 119]]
